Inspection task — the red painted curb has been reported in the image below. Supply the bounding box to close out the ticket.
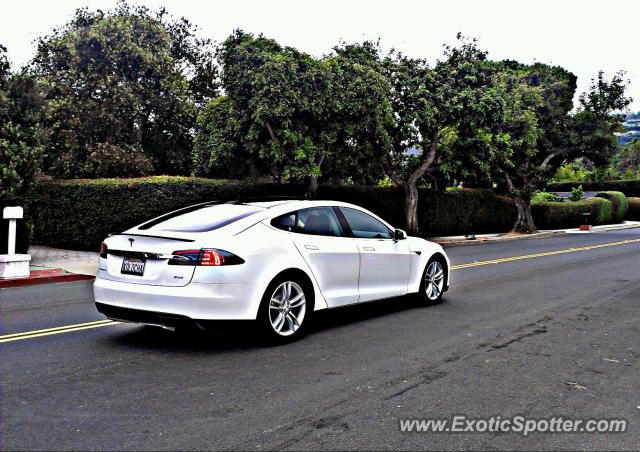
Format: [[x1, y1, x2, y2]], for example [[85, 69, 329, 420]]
[[0, 270, 95, 288]]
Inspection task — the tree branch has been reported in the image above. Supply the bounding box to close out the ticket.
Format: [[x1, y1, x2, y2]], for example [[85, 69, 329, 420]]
[[540, 152, 558, 169], [265, 121, 277, 142], [504, 171, 516, 193], [382, 159, 404, 187], [408, 129, 439, 185]]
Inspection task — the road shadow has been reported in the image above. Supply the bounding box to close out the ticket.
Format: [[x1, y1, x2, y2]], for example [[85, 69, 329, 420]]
[[102, 294, 442, 354]]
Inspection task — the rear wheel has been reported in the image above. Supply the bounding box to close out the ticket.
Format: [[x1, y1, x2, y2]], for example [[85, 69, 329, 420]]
[[258, 276, 312, 342], [418, 258, 446, 304]]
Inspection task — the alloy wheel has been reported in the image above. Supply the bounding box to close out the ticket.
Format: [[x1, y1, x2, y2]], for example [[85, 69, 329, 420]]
[[424, 261, 444, 301], [268, 281, 306, 336]]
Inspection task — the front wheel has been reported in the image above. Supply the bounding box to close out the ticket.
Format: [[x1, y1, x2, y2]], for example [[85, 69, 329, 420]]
[[258, 277, 312, 343], [418, 258, 446, 304]]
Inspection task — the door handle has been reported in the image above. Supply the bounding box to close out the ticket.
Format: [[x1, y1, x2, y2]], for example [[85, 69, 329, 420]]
[[304, 244, 319, 250], [363, 246, 375, 251]]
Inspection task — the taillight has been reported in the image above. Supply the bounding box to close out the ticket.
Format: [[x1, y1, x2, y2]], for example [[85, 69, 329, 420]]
[[168, 248, 244, 266], [99, 242, 108, 259], [199, 248, 223, 266]]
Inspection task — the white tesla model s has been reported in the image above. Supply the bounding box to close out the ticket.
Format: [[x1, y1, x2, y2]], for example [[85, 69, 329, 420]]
[[94, 199, 450, 341]]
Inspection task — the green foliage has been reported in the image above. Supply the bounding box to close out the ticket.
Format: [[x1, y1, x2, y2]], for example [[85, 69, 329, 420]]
[[32, 178, 517, 250], [595, 191, 628, 222], [569, 185, 584, 202], [31, 2, 217, 178], [532, 191, 562, 203], [0, 44, 44, 253], [626, 197, 640, 221], [546, 179, 640, 197], [552, 162, 592, 182], [195, 31, 390, 188], [532, 198, 613, 229]]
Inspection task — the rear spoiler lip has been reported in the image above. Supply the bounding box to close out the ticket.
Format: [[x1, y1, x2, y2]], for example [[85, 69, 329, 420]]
[[107, 232, 196, 243]]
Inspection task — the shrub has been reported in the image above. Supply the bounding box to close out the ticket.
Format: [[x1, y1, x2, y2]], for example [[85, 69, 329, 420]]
[[531, 198, 613, 229], [595, 191, 628, 222], [31, 177, 517, 250], [626, 197, 640, 221], [546, 179, 640, 197], [532, 191, 563, 203], [569, 185, 584, 202]]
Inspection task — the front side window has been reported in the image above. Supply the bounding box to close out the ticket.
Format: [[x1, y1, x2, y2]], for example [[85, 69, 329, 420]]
[[339, 207, 392, 239], [296, 207, 344, 237]]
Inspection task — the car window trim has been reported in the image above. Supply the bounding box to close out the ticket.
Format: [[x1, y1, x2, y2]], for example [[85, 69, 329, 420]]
[[332, 207, 354, 238], [338, 206, 394, 240]]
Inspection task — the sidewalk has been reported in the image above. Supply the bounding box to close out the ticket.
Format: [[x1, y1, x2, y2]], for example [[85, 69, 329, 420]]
[[29, 246, 98, 276], [427, 220, 640, 245]]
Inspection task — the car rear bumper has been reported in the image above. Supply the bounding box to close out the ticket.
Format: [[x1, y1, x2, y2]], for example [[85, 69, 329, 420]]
[[93, 277, 260, 321]]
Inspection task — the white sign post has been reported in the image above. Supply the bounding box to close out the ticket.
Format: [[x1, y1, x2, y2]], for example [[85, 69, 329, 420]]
[[0, 206, 31, 279]]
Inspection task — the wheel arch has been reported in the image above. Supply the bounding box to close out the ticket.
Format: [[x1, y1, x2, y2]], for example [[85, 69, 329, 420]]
[[258, 266, 325, 312]]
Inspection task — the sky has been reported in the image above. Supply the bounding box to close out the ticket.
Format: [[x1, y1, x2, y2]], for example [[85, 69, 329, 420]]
[[1, 0, 638, 110]]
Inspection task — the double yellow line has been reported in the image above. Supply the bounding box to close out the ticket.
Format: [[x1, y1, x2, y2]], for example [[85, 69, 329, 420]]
[[450, 238, 640, 270], [0, 319, 118, 344], [2, 237, 639, 345]]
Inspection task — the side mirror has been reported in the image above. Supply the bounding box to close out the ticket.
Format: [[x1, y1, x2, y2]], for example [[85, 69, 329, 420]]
[[394, 229, 407, 241]]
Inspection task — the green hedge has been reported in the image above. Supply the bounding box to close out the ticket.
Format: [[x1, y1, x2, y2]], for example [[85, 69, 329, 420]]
[[531, 198, 613, 229], [546, 180, 640, 197], [627, 198, 640, 221], [595, 191, 628, 222], [31, 177, 518, 250]]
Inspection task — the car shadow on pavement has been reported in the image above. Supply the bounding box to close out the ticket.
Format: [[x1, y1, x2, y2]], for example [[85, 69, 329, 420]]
[[102, 295, 440, 353]]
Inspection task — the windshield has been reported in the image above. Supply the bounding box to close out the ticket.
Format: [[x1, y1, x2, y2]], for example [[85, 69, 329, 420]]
[[140, 204, 263, 233]]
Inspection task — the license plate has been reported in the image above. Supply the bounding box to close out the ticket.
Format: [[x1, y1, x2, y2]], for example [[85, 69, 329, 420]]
[[121, 257, 146, 276]]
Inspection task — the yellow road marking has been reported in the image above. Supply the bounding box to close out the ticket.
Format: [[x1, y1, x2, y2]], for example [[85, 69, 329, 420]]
[[450, 238, 640, 270], [0, 320, 118, 344], [2, 237, 639, 344]]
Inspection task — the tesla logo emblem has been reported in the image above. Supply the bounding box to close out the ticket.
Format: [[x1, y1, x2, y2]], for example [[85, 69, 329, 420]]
[[128, 238, 134, 247]]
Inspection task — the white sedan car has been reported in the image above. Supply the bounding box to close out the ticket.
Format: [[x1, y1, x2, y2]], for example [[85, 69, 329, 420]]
[[94, 199, 450, 341]]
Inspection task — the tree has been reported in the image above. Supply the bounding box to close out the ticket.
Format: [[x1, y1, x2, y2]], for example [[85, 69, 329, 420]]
[[488, 64, 631, 232], [0, 45, 43, 202], [31, 2, 217, 178], [195, 31, 391, 193], [0, 44, 45, 252], [374, 36, 503, 234]]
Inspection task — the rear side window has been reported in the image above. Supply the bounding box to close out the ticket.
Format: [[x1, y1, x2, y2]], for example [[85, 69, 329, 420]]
[[271, 212, 296, 232], [339, 207, 392, 239], [145, 204, 262, 233]]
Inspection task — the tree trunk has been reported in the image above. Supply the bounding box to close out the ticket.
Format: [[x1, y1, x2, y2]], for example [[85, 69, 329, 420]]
[[404, 182, 420, 235], [512, 196, 538, 233], [304, 175, 319, 199]]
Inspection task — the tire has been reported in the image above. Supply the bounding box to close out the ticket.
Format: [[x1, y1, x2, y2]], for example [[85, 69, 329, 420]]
[[257, 275, 313, 343], [417, 257, 446, 304]]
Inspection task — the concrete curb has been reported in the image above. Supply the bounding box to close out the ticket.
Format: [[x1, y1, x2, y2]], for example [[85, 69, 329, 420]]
[[0, 269, 94, 288], [432, 222, 640, 247]]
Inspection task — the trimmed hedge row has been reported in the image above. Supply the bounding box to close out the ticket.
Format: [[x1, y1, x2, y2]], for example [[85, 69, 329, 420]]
[[32, 177, 517, 250], [546, 179, 640, 197], [595, 191, 628, 222], [531, 198, 613, 229], [627, 198, 640, 221]]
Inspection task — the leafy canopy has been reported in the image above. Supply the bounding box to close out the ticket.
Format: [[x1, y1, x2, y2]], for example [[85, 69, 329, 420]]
[[32, 2, 217, 178]]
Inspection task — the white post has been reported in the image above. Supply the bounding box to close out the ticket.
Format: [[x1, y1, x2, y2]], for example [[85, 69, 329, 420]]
[[1, 206, 31, 279], [8, 217, 16, 255]]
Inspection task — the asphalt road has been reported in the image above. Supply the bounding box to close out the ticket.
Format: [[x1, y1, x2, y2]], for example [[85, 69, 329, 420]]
[[2, 229, 640, 451]]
